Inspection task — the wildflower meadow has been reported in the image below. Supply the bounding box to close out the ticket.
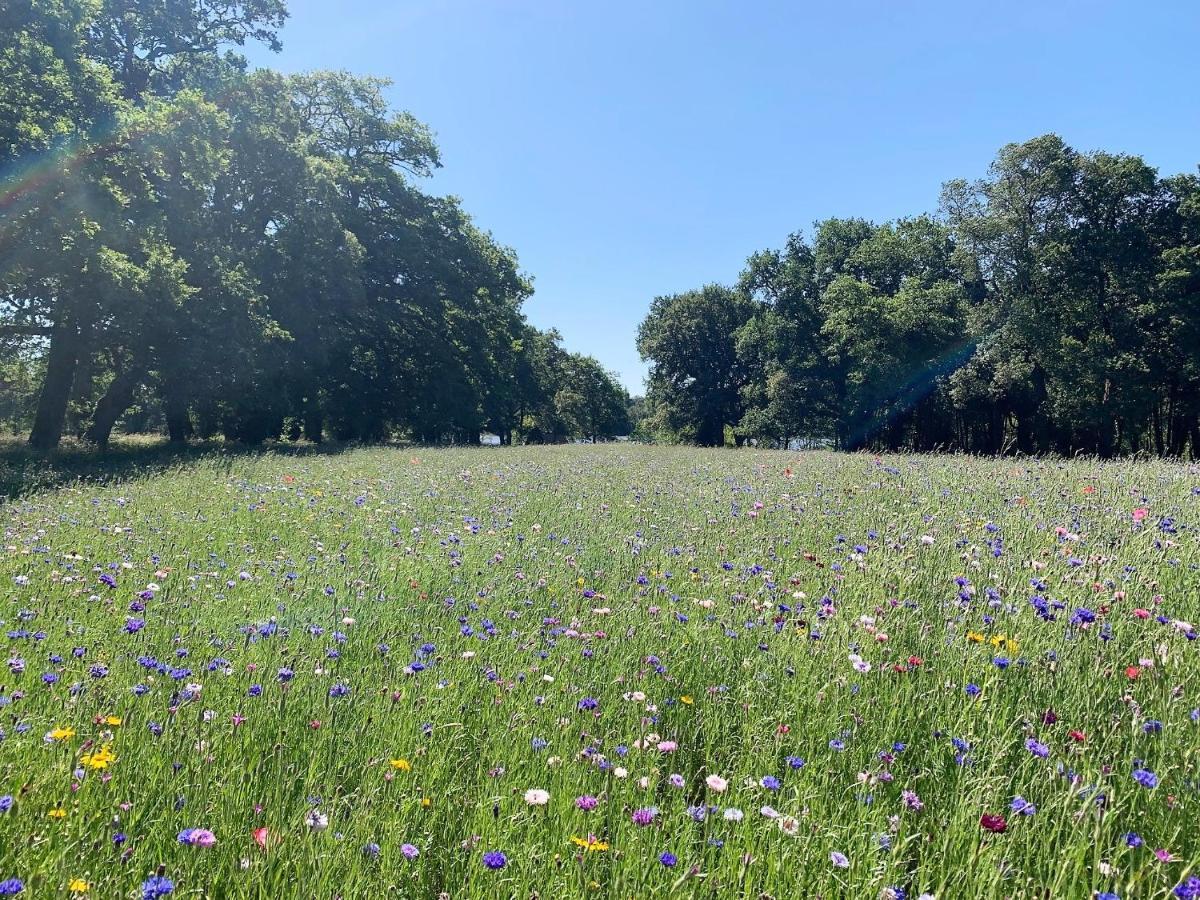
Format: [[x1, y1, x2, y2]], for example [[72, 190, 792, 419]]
[[1, 445, 1199, 899]]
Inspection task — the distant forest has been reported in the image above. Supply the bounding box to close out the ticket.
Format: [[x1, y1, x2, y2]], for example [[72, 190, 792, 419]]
[[1, 1, 630, 449], [635, 135, 1200, 457]]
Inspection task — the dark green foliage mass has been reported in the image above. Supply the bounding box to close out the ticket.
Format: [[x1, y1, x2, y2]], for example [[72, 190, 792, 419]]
[[0, 1, 629, 447], [638, 135, 1200, 456]]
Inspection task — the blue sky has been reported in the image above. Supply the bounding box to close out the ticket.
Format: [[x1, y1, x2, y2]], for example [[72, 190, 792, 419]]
[[245, 0, 1200, 392]]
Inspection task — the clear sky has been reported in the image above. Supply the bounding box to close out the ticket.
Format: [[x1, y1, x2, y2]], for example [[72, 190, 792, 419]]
[[244, 0, 1200, 392]]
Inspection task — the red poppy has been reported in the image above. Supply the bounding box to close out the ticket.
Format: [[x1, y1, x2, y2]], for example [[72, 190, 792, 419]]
[[980, 813, 1007, 833]]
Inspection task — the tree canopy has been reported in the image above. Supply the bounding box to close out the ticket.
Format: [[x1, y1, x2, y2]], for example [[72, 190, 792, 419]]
[[1, 0, 629, 447], [637, 135, 1200, 457]]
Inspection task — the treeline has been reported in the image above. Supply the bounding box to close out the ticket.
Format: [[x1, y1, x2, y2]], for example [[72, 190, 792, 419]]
[[636, 135, 1200, 457], [1, 0, 629, 448]]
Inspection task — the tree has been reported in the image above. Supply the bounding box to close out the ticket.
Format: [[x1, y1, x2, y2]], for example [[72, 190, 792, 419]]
[[637, 285, 755, 446]]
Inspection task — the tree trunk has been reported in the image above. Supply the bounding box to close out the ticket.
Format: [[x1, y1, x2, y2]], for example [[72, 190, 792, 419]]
[[85, 365, 147, 449], [303, 398, 323, 443], [163, 385, 192, 444], [29, 318, 84, 450]]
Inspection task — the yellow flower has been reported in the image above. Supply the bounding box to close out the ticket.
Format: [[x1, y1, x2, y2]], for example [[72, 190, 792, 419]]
[[104, 716, 122, 727], [570, 835, 610, 852], [588, 881, 602, 891], [81, 745, 115, 770], [680, 695, 694, 705], [966, 632, 984, 643], [69, 878, 90, 893], [48, 808, 67, 819], [420, 797, 432, 808], [49, 726, 76, 742], [576, 577, 585, 588], [389, 758, 412, 771]]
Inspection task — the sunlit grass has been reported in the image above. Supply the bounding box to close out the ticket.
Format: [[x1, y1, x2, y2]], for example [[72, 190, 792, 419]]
[[0, 446, 1197, 898]]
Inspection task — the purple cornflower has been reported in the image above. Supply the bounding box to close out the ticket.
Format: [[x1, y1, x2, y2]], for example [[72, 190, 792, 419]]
[[659, 851, 677, 867], [575, 795, 598, 810], [482, 850, 507, 870], [631, 807, 657, 826], [1133, 768, 1158, 788]]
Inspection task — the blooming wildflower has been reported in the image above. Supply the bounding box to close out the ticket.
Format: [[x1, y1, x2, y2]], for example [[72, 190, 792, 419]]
[[389, 758, 412, 771], [1025, 738, 1049, 759], [831, 851, 850, 868], [1011, 796, 1036, 816], [776, 815, 800, 836], [305, 810, 328, 830], [705, 774, 728, 792], [659, 852, 677, 867], [761, 775, 780, 791], [631, 807, 656, 826], [1133, 769, 1158, 788], [523, 789, 550, 806], [482, 851, 507, 870], [570, 835, 609, 852], [401, 843, 419, 859], [68, 880, 89, 893], [980, 813, 1007, 833], [723, 807, 744, 821], [0, 881, 22, 896], [140, 876, 174, 899], [575, 795, 598, 810], [902, 790, 923, 810], [177, 828, 216, 847]]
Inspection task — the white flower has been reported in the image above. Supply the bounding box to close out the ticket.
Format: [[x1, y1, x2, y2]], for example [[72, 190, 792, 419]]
[[920, 535, 935, 545], [776, 815, 800, 836], [305, 809, 328, 831], [723, 807, 744, 821], [523, 789, 550, 806], [705, 774, 728, 792], [613, 767, 628, 779], [759, 805, 779, 819]]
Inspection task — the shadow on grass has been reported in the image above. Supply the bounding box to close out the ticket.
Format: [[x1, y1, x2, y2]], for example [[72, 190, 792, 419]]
[[0, 435, 363, 502]]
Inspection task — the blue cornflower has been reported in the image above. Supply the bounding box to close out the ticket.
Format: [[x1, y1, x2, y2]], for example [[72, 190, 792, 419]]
[[1132, 768, 1158, 788], [141, 876, 174, 899], [482, 850, 507, 870], [1025, 738, 1049, 758], [0, 880, 22, 895], [659, 852, 677, 867]]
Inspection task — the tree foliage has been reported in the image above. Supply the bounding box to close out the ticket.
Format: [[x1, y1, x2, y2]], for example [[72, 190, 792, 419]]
[[1, 1, 628, 446]]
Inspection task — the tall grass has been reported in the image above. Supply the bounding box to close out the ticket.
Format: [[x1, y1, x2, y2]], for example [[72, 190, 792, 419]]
[[0, 446, 1197, 898]]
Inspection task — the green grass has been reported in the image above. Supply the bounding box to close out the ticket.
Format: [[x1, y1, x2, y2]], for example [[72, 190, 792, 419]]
[[1, 445, 1198, 898]]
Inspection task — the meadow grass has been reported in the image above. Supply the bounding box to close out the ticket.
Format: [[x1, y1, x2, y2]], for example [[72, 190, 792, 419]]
[[1, 445, 1198, 899]]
